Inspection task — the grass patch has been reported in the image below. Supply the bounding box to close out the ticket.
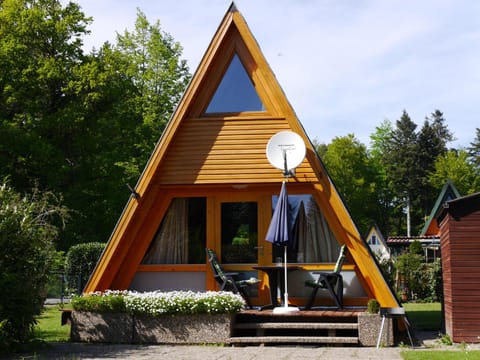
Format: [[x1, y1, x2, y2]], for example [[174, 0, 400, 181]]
[[401, 350, 480, 359], [403, 302, 442, 330], [34, 304, 71, 342]]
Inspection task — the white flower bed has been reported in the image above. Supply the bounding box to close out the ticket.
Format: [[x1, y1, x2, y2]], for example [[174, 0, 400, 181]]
[[73, 290, 245, 315], [125, 290, 245, 315]]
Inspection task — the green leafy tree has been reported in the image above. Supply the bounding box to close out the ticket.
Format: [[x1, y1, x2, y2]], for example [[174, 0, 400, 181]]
[[0, 0, 92, 248], [395, 252, 424, 301], [0, 0, 91, 191], [0, 179, 68, 350], [467, 128, 480, 170], [369, 120, 396, 235], [381, 111, 419, 234], [58, 10, 191, 248], [0, 2, 191, 249], [319, 134, 380, 234], [429, 149, 479, 195], [113, 8, 191, 177], [416, 110, 452, 226], [409, 240, 423, 255], [378, 110, 453, 235]]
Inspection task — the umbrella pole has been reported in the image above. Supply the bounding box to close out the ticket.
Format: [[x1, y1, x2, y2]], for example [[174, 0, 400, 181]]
[[273, 245, 299, 314], [283, 245, 288, 306]]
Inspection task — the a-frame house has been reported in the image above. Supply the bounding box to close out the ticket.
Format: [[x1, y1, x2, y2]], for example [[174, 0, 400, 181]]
[[420, 179, 460, 236], [85, 4, 398, 309], [365, 224, 390, 262]]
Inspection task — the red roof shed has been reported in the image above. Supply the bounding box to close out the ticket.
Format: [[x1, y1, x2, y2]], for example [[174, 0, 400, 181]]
[[438, 192, 480, 343]]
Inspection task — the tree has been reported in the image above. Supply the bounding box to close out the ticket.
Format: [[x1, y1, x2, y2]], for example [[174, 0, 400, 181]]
[[416, 110, 452, 225], [57, 10, 191, 248], [319, 134, 380, 234], [369, 120, 396, 235], [0, 0, 92, 249], [468, 128, 480, 170], [381, 111, 419, 234], [377, 110, 453, 235], [113, 8, 191, 176], [0, 2, 191, 248], [0, 0, 92, 191], [429, 149, 479, 195], [0, 179, 68, 350]]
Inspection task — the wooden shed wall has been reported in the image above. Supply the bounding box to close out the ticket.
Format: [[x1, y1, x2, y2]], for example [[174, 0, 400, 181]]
[[440, 210, 480, 343]]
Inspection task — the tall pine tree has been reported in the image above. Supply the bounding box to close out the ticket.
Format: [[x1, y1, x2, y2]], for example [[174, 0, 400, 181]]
[[382, 111, 419, 234], [468, 128, 480, 170], [416, 110, 452, 224]]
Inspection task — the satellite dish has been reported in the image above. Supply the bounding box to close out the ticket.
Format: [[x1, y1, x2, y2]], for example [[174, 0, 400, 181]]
[[266, 131, 306, 176]]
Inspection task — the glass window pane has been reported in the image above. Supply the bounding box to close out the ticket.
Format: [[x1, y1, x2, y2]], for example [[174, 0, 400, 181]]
[[221, 202, 258, 264], [270, 194, 340, 264], [142, 198, 206, 264], [206, 54, 264, 113]]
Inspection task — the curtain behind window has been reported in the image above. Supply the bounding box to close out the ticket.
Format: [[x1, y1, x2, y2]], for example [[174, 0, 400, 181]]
[[142, 198, 188, 264], [293, 197, 340, 263]]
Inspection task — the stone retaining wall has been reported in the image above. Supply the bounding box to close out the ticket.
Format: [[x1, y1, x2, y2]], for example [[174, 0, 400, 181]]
[[71, 311, 233, 344], [358, 312, 393, 347]]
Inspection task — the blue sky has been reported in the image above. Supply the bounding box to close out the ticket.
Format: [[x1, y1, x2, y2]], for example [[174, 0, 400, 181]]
[[72, 0, 480, 149]]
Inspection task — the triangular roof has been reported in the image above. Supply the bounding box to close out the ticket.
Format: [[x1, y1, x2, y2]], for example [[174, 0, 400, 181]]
[[85, 4, 398, 308], [365, 223, 388, 247], [437, 191, 480, 223], [420, 180, 461, 236], [365, 223, 384, 242], [365, 223, 390, 260]]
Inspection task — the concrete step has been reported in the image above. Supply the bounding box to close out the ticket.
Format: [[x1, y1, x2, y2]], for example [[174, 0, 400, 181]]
[[234, 322, 358, 330], [227, 335, 359, 345]]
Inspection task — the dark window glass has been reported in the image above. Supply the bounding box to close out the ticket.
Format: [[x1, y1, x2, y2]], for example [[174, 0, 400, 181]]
[[221, 202, 258, 264], [206, 54, 264, 113]]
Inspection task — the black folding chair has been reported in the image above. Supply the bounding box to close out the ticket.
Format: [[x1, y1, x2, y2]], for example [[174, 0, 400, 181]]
[[304, 245, 347, 309], [206, 248, 259, 308]]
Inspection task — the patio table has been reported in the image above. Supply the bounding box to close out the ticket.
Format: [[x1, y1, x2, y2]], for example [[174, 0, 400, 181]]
[[252, 265, 301, 309]]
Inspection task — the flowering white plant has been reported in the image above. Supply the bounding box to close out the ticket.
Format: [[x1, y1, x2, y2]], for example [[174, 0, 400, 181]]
[[72, 290, 245, 315]]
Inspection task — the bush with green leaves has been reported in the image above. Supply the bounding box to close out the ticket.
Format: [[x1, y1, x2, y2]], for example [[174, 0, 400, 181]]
[[394, 253, 443, 302], [367, 299, 380, 314], [64, 242, 105, 294], [72, 290, 246, 315], [71, 290, 127, 313], [0, 180, 68, 351]]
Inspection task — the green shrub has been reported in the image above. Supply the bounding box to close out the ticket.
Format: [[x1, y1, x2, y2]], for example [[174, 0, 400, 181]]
[[0, 180, 68, 351], [71, 291, 127, 312], [367, 298, 380, 314], [65, 242, 105, 293]]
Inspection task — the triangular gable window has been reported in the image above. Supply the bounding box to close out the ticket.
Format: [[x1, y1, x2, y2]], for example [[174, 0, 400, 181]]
[[205, 54, 265, 113]]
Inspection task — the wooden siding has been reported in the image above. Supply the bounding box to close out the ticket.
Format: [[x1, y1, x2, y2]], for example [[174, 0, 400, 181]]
[[440, 210, 480, 343], [156, 117, 318, 184]]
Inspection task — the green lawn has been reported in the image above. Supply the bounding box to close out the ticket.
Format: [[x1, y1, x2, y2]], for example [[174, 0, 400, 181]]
[[403, 302, 442, 330], [402, 350, 480, 360], [34, 304, 71, 342], [401, 302, 480, 359]]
